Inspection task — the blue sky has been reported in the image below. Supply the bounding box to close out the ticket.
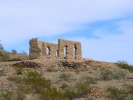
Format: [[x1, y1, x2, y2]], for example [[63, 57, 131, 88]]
[[0, 0, 133, 64]]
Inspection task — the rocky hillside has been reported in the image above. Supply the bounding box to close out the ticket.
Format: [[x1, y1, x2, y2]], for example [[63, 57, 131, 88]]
[[0, 59, 133, 100]]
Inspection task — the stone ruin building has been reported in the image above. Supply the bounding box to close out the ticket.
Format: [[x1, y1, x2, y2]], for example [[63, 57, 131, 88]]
[[29, 38, 82, 60]]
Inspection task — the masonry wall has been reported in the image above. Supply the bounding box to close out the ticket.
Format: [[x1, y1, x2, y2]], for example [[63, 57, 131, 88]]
[[58, 39, 82, 60], [41, 42, 58, 59], [29, 38, 41, 59], [29, 38, 82, 60]]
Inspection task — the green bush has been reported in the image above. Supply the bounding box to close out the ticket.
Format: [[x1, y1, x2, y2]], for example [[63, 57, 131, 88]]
[[75, 82, 90, 98], [0, 69, 6, 76], [64, 81, 90, 99], [112, 69, 127, 80], [99, 68, 127, 80], [0, 91, 13, 100], [7, 75, 23, 84], [59, 73, 71, 81], [100, 68, 114, 80], [80, 76, 97, 84], [23, 71, 51, 93], [14, 66, 23, 74], [0, 52, 10, 62], [75, 69, 80, 74], [0, 90, 25, 100], [64, 87, 77, 100], [117, 61, 133, 72], [60, 83, 69, 90], [40, 87, 66, 100], [106, 86, 128, 100], [47, 67, 53, 72]]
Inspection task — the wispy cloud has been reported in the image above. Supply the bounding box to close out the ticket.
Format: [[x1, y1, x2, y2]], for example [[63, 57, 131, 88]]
[[69, 19, 133, 64], [0, 0, 133, 64]]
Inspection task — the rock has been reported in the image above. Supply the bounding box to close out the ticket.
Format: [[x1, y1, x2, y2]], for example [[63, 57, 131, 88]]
[[89, 86, 106, 98], [12, 61, 42, 68]]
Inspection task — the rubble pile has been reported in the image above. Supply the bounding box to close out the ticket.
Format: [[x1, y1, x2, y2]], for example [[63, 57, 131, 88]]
[[89, 86, 106, 98], [12, 61, 42, 68], [61, 61, 87, 69]]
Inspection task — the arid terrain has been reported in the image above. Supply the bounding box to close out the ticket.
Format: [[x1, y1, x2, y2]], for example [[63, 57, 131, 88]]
[[0, 58, 133, 100]]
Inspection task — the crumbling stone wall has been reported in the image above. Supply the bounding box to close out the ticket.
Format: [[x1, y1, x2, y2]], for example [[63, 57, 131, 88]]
[[58, 39, 82, 60], [29, 38, 41, 59], [41, 42, 58, 59], [29, 38, 82, 60]]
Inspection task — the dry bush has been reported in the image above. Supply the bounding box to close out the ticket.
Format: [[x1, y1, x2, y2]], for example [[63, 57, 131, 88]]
[[117, 61, 133, 72], [99, 68, 127, 80]]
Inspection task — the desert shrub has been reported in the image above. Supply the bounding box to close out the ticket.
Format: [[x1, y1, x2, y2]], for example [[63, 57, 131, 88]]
[[117, 61, 133, 72], [59, 73, 71, 81], [60, 83, 69, 90], [99, 68, 127, 80], [62, 81, 90, 100], [75, 81, 90, 98], [23, 71, 51, 93], [7, 75, 23, 84], [40, 87, 66, 100], [0, 90, 25, 100], [112, 69, 127, 80], [0, 69, 6, 76], [80, 76, 97, 84], [0, 91, 13, 100], [14, 66, 23, 74], [127, 86, 133, 99], [75, 69, 80, 74], [14, 89, 26, 100], [47, 67, 53, 72], [100, 68, 114, 80], [0, 52, 10, 61], [64, 87, 77, 100], [106, 86, 128, 100]]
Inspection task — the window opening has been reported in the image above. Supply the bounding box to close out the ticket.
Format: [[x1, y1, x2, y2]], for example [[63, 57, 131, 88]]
[[56, 50, 58, 57], [46, 47, 50, 55], [64, 46, 67, 58], [73, 45, 76, 59]]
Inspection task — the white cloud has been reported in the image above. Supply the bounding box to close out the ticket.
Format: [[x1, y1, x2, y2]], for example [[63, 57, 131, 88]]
[[0, 0, 133, 45], [69, 19, 133, 64]]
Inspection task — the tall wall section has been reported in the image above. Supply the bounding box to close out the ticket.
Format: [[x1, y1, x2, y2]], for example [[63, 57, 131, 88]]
[[58, 39, 82, 60], [29, 38, 42, 59]]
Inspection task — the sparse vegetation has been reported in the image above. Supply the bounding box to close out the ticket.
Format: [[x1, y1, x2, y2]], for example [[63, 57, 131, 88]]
[[0, 69, 6, 76], [60, 83, 69, 90], [99, 68, 127, 80], [14, 66, 23, 74], [40, 87, 66, 100], [47, 67, 53, 72], [80, 76, 97, 84], [106, 86, 128, 100], [106, 85, 133, 100], [117, 60, 133, 72], [0, 52, 10, 62], [59, 73, 71, 81], [7, 75, 23, 84], [0, 91, 14, 100], [1, 58, 133, 100]]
